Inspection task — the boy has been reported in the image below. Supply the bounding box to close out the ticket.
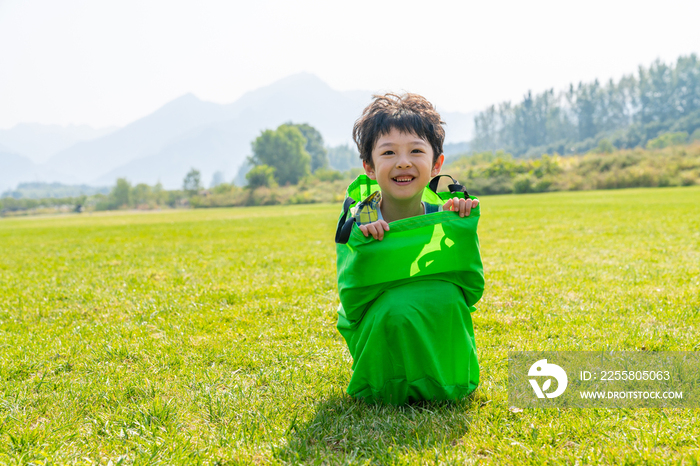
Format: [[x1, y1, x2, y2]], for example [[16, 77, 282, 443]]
[[352, 93, 479, 240], [336, 92, 485, 404]]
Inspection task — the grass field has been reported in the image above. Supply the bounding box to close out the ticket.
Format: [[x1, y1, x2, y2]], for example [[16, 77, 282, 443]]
[[1, 186, 699, 465]]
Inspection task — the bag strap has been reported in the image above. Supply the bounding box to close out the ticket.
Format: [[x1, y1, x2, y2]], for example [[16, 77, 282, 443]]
[[335, 196, 356, 244], [428, 175, 470, 198]]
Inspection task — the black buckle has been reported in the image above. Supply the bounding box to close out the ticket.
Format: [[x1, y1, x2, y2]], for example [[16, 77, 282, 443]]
[[429, 175, 469, 198]]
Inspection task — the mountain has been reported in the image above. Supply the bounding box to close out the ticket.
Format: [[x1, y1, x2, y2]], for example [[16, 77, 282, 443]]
[[43, 74, 374, 188], [2, 182, 110, 199], [219, 73, 373, 145], [45, 94, 229, 183], [0, 149, 82, 193], [10, 74, 476, 190], [93, 123, 254, 188], [0, 150, 37, 193], [0, 123, 116, 164]]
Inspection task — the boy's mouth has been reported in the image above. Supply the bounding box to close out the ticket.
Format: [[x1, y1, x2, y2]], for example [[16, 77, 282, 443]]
[[392, 176, 415, 185]]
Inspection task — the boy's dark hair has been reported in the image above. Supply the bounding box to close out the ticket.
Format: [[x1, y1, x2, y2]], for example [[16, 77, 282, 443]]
[[352, 93, 446, 167]]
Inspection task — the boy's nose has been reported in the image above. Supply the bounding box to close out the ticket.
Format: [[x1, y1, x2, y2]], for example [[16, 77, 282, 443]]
[[396, 153, 412, 167]]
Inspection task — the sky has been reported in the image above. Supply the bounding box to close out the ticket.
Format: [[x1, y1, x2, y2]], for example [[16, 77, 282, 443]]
[[1, 0, 699, 129]]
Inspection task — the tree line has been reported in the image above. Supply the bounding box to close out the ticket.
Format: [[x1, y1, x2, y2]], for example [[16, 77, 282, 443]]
[[472, 54, 700, 156], [3, 140, 699, 216]]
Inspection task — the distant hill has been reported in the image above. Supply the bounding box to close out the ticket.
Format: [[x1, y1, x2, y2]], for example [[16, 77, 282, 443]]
[[0, 123, 116, 164], [93, 122, 253, 188], [6, 73, 476, 190], [0, 150, 35, 192], [45, 94, 230, 184], [1, 182, 110, 199]]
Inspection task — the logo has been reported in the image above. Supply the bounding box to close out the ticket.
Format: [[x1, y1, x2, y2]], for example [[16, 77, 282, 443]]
[[528, 359, 568, 398]]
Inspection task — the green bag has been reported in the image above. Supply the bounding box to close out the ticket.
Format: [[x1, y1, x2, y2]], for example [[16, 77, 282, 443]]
[[335, 175, 485, 404]]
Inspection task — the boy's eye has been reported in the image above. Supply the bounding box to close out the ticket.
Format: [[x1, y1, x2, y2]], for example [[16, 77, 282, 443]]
[[412, 149, 424, 153], [382, 151, 394, 155]]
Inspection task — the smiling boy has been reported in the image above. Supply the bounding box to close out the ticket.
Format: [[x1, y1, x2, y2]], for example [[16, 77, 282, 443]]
[[336, 93, 484, 404], [352, 93, 479, 240]]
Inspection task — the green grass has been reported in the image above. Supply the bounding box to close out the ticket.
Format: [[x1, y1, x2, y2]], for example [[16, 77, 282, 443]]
[[1, 187, 699, 464]]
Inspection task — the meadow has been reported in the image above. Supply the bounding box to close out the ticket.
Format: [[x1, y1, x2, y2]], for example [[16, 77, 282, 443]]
[[0, 186, 699, 465]]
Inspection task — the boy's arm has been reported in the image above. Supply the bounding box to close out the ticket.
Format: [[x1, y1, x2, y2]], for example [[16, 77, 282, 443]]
[[358, 219, 390, 241], [443, 198, 479, 217]]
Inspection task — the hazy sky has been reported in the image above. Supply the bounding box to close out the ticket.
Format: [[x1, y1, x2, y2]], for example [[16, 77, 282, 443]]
[[1, 0, 699, 129]]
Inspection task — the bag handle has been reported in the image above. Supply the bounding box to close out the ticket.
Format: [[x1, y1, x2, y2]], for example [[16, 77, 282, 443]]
[[336, 175, 469, 244], [334, 196, 356, 244], [428, 175, 470, 198]]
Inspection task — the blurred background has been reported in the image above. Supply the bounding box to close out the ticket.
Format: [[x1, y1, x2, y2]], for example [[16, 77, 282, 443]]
[[1, 0, 699, 210]]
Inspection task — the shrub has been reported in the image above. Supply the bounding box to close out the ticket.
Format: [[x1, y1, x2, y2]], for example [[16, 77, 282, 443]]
[[246, 165, 277, 189], [597, 139, 615, 154], [646, 132, 688, 150], [513, 175, 533, 194], [314, 168, 344, 182]]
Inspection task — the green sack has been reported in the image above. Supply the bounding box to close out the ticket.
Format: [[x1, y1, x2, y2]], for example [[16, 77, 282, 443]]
[[335, 175, 484, 404]]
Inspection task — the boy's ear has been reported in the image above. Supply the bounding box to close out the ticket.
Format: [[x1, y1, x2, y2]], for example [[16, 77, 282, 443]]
[[363, 160, 376, 180], [431, 154, 445, 177]]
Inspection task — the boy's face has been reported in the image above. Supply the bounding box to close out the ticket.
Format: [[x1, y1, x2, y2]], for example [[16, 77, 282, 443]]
[[363, 127, 444, 206]]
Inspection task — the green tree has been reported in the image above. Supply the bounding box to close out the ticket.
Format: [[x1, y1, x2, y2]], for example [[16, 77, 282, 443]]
[[473, 105, 499, 152], [288, 123, 328, 172], [183, 168, 202, 195], [111, 178, 132, 208], [674, 54, 700, 116], [153, 182, 167, 205], [250, 125, 310, 185], [245, 164, 277, 188], [132, 183, 152, 206]]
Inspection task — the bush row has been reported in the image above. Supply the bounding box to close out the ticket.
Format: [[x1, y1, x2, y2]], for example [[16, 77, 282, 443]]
[[3, 144, 699, 216]]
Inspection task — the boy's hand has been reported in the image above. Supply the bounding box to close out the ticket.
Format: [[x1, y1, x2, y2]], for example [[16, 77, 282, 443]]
[[358, 219, 390, 241], [443, 198, 479, 217]]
